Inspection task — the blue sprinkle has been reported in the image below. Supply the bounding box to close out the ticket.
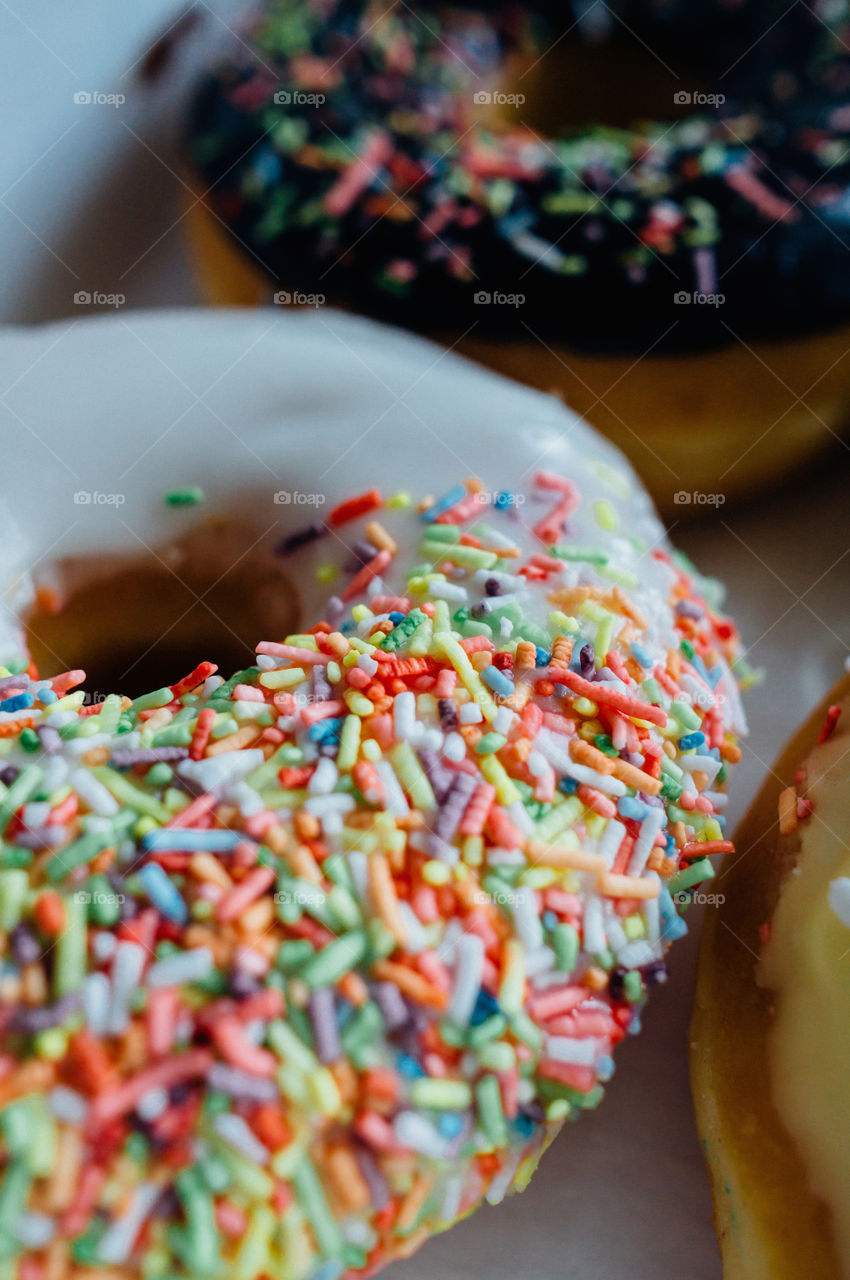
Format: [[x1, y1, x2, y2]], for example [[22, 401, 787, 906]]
[[542, 910, 558, 931], [0, 691, 34, 713], [397, 1053, 425, 1079], [677, 732, 705, 751], [309, 1264, 344, 1280], [38, 688, 58, 705], [513, 1111, 537, 1139], [139, 862, 188, 924], [388, 611, 405, 624], [596, 1055, 616, 1082], [494, 491, 516, 510], [422, 485, 467, 522], [558, 777, 578, 795], [707, 664, 724, 689], [534, 647, 550, 667], [470, 988, 500, 1026], [690, 654, 712, 684], [481, 666, 514, 698], [630, 643, 652, 668], [659, 886, 688, 941], [437, 1112, 465, 1138], [618, 796, 650, 821], [143, 829, 244, 852], [308, 717, 343, 742]]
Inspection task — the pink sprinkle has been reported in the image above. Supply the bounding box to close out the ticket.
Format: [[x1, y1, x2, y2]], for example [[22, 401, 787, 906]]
[[216, 866, 276, 924], [324, 130, 392, 218], [212, 1018, 277, 1078], [300, 699, 345, 726], [435, 669, 457, 697], [526, 985, 586, 1022], [726, 166, 799, 223], [256, 642, 331, 665], [342, 549, 392, 602], [233, 684, 264, 702]]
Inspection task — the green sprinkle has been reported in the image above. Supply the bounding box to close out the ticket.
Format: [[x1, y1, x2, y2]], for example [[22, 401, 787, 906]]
[[552, 922, 579, 973], [131, 687, 174, 713], [292, 1157, 345, 1258], [622, 970, 643, 1002], [475, 1074, 508, 1148], [410, 1078, 472, 1110], [54, 893, 87, 998], [165, 487, 205, 507], [475, 732, 507, 755], [668, 856, 715, 895], [299, 930, 368, 989]]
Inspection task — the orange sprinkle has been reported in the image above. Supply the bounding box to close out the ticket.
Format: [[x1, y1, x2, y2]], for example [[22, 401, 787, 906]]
[[778, 787, 799, 836]]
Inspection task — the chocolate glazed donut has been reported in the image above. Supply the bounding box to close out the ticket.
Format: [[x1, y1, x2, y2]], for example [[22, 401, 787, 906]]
[[186, 0, 850, 509]]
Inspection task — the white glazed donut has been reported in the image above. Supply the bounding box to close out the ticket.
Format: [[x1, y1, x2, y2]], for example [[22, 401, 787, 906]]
[[0, 309, 745, 1280]]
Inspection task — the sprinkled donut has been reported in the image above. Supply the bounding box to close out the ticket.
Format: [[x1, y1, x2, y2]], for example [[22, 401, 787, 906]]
[[0, 309, 747, 1279], [186, 0, 850, 508]]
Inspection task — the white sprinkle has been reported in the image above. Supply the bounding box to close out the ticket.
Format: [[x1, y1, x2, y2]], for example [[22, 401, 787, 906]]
[[545, 1036, 598, 1066], [441, 1173, 465, 1221], [45, 710, 77, 729], [107, 943, 147, 1036], [49, 1086, 88, 1125], [397, 901, 428, 953], [617, 940, 655, 969], [524, 945, 556, 977], [459, 702, 483, 725], [308, 757, 339, 795], [21, 801, 50, 830], [499, 617, 513, 638], [136, 1088, 169, 1122], [91, 931, 117, 963], [598, 819, 626, 869], [231, 780, 265, 817], [256, 654, 277, 671], [147, 946, 213, 988], [604, 907, 628, 953], [15, 1214, 55, 1249], [447, 933, 485, 1026], [82, 971, 111, 1036], [507, 800, 535, 836], [627, 808, 666, 877], [419, 726, 444, 752], [492, 706, 515, 736], [203, 675, 224, 697], [643, 872, 661, 950], [97, 1184, 160, 1264], [71, 769, 120, 817], [443, 733, 466, 762], [393, 1111, 448, 1159], [213, 1113, 270, 1166], [373, 761, 408, 816], [357, 653, 379, 677], [393, 690, 416, 741], [428, 580, 469, 601], [828, 877, 850, 929], [346, 850, 369, 902], [678, 753, 722, 786], [303, 793, 355, 817], [178, 748, 265, 792], [563, 759, 627, 797], [512, 885, 543, 951], [583, 896, 606, 955], [485, 1150, 521, 1205]]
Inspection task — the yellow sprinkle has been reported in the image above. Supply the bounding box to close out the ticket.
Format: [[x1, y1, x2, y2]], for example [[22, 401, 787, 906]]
[[422, 860, 451, 886], [462, 836, 483, 867], [336, 716, 361, 772], [285, 635, 319, 650], [365, 520, 397, 554], [327, 662, 341, 684], [368, 853, 406, 946], [361, 738, 381, 762], [573, 696, 597, 717], [387, 491, 411, 509], [259, 667, 308, 690], [478, 755, 520, 806], [594, 498, 618, 531], [351, 605, 373, 623], [344, 690, 374, 717], [316, 564, 337, 584], [598, 872, 660, 899], [549, 611, 579, 633], [434, 633, 498, 723]]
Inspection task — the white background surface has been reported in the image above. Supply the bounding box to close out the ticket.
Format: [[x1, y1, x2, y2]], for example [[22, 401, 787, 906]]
[[1, 4, 849, 1278]]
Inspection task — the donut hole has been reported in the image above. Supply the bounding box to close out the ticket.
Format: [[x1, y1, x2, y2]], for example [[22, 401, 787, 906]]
[[475, 31, 705, 134], [24, 520, 300, 700]]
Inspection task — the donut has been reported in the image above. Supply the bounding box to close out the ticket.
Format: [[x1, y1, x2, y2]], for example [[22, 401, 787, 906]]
[[185, 0, 850, 511], [692, 676, 850, 1279], [0, 309, 746, 1278]]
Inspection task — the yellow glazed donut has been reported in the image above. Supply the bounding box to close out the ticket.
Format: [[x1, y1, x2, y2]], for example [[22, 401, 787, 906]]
[[692, 674, 850, 1279]]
